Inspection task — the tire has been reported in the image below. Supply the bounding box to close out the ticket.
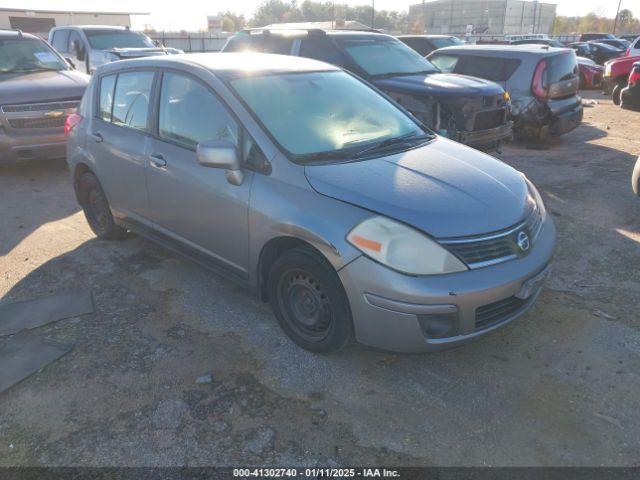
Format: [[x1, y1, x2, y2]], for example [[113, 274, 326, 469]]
[[78, 172, 127, 240], [267, 246, 353, 353], [612, 83, 623, 106]]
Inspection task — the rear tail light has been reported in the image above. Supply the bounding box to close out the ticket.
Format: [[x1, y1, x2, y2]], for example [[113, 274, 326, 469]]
[[629, 67, 640, 86], [531, 58, 549, 101], [64, 112, 82, 136]]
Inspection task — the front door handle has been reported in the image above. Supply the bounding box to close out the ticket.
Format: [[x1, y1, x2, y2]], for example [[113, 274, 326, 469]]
[[89, 132, 103, 143], [149, 153, 167, 168]]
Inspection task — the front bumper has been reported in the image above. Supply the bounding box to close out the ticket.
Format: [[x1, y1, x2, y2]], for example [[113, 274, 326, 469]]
[[338, 216, 556, 353], [621, 86, 640, 111], [457, 121, 513, 150], [0, 129, 66, 164]]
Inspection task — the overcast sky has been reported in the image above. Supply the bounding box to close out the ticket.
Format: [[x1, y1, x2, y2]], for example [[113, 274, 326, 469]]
[[10, 0, 640, 31]]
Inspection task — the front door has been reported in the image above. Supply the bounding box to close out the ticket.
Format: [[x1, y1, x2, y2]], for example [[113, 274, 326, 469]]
[[145, 71, 253, 278], [86, 70, 155, 225]]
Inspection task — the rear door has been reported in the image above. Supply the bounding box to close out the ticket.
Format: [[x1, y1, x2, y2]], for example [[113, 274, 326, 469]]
[[87, 69, 155, 225]]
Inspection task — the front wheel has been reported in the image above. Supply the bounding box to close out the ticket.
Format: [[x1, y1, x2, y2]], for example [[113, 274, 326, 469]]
[[612, 83, 623, 106], [267, 246, 353, 353]]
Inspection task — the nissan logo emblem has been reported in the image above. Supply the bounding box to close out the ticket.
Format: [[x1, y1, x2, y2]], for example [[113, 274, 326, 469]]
[[517, 231, 530, 252]]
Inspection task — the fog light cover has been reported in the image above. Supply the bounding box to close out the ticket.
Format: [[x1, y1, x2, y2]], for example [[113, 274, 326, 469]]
[[418, 313, 457, 339]]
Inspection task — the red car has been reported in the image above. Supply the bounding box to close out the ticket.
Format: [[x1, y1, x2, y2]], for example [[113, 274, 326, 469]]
[[577, 57, 604, 89], [603, 54, 640, 104]]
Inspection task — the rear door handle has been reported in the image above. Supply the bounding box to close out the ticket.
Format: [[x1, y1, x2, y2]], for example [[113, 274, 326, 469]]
[[89, 132, 103, 143], [149, 153, 167, 168]]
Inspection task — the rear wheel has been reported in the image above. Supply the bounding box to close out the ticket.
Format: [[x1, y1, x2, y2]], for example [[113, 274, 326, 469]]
[[78, 172, 127, 240], [267, 246, 353, 353]]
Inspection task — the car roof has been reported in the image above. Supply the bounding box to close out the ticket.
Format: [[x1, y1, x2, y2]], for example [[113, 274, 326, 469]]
[[397, 34, 456, 39], [0, 29, 41, 40], [53, 25, 131, 30], [97, 52, 340, 77], [240, 28, 393, 40], [433, 44, 571, 56]]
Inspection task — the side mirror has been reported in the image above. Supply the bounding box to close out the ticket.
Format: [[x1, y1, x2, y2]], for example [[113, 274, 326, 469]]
[[65, 57, 76, 69], [196, 140, 244, 186], [73, 40, 86, 61]]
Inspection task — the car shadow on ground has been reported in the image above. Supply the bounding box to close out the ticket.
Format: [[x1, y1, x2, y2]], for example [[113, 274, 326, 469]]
[[0, 159, 81, 257]]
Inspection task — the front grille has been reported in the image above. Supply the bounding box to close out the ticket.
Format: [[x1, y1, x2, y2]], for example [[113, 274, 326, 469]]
[[1, 100, 79, 113], [440, 205, 543, 269], [8, 117, 66, 129], [475, 296, 527, 330], [473, 109, 505, 131]]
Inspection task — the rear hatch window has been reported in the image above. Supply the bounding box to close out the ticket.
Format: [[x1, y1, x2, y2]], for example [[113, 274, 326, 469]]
[[224, 34, 293, 55], [438, 55, 521, 82], [546, 52, 579, 99]]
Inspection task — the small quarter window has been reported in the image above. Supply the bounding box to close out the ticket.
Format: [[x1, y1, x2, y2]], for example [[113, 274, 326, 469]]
[[99, 74, 116, 122]]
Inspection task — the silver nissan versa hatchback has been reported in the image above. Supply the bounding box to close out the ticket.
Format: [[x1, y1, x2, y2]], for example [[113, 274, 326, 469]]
[[66, 53, 556, 353]]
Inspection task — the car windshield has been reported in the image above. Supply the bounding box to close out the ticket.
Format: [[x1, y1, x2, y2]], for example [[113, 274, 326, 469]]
[[0, 38, 67, 73], [335, 37, 439, 77], [84, 30, 155, 49], [230, 70, 428, 163], [430, 37, 463, 49]]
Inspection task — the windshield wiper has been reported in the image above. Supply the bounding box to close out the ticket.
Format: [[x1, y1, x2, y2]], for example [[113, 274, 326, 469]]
[[351, 132, 434, 159]]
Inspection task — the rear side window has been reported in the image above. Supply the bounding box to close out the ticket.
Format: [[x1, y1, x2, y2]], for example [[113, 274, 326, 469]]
[[158, 72, 239, 149], [429, 54, 460, 72], [99, 74, 116, 121], [223, 35, 252, 52], [299, 37, 348, 67], [399, 38, 431, 56], [109, 71, 154, 131], [547, 53, 578, 83], [51, 30, 69, 52], [456, 55, 521, 82]]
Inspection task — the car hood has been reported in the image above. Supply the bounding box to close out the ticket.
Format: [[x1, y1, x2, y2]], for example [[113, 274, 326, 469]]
[[0, 70, 89, 105], [373, 72, 504, 99], [304, 137, 529, 238]]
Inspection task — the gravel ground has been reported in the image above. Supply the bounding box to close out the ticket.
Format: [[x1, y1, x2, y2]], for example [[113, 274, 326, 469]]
[[0, 91, 639, 467]]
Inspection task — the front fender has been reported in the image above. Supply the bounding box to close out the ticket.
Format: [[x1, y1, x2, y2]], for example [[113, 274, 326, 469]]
[[248, 172, 370, 287]]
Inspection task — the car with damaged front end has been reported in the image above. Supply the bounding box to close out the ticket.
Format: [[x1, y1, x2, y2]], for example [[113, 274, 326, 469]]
[[67, 53, 555, 354], [223, 28, 513, 152], [430, 44, 583, 142]]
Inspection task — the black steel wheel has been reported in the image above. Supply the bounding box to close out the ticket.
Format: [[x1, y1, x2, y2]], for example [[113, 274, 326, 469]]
[[267, 246, 352, 353], [78, 172, 126, 240]]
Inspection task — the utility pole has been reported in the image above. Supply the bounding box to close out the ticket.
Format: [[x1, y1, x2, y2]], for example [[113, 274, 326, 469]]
[[371, 0, 375, 29], [613, 0, 623, 34], [423, 0, 426, 33], [332, 0, 335, 29]]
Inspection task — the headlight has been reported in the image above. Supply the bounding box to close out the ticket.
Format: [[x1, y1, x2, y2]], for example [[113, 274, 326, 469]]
[[346, 216, 467, 275], [525, 178, 547, 220], [604, 63, 612, 77]]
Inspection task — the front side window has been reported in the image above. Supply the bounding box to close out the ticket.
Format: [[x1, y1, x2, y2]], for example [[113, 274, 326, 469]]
[[159, 72, 239, 149], [0, 38, 67, 73], [51, 30, 69, 52], [111, 71, 154, 131], [335, 37, 439, 77], [84, 30, 155, 49], [230, 70, 425, 161]]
